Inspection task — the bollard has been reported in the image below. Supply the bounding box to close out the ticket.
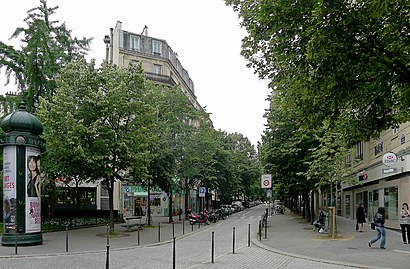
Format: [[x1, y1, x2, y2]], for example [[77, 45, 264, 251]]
[[265, 216, 267, 239], [211, 231, 215, 263], [199, 222, 201, 229], [106, 224, 110, 269], [259, 220, 262, 241], [137, 226, 140, 246], [182, 220, 185, 235], [191, 222, 194, 232], [14, 224, 18, 255], [248, 224, 251, 247], [158, 222, 161, 242], [232, 227, 236, 254], [173, 237, 176, 269], [66, 224, 69, 252], [172, 222, 175, 238]]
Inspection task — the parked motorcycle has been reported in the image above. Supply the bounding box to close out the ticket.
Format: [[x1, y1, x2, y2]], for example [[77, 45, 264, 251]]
[[187, 209, 210, 225], [214, 208, 226, 220], [206, 210, 218, 223]]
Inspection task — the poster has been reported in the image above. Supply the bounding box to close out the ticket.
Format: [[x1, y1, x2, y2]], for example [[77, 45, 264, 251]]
[[3, 146, 16, 233], [25, 147, 41, 233]]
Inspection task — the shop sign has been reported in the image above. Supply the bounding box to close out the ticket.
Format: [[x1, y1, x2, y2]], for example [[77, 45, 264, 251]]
[[382, 167, 397, 174], [382, 152, 397, 167]]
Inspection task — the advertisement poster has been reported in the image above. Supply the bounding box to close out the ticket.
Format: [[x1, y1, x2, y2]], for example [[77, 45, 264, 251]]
[[3, 146, 17, 233], [25, 147, 41, 233]]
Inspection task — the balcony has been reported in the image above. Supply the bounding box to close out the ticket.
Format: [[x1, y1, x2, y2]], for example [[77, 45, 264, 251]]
[[145, 72, 176, 86]]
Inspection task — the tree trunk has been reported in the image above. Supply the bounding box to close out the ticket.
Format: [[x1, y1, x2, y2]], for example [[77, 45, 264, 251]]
[[108, 177, 115, 233], [168, 187, 173, 223], [147, 177, 152, 226], [184, 178, 189, 220]]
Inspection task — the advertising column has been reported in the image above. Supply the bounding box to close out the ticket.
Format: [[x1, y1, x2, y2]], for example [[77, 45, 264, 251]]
[[0, 100, 44, 246]]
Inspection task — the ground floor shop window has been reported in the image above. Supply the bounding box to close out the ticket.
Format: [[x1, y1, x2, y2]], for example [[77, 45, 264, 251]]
[[368, 190, 379, 222], [384, 186, 398, 220], [345, 195, 351, 216]]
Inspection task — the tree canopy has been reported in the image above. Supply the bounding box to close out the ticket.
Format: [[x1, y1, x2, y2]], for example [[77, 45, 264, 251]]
[[37, 59, 157, 230], [0, 0, 91, 112], [226, 0, 410, 143]]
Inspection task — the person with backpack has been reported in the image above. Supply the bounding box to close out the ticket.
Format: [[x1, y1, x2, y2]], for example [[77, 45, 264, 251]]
[[368, 206, 386, 249]]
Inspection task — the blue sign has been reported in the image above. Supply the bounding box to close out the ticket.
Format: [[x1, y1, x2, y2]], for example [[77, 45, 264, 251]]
[[199, 187, 206, 197]]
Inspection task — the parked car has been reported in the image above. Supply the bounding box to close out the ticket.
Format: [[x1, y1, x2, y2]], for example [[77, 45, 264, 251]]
[[231, 204, 241, 212], [220, 204, 235, 214], [232, 201, 244, 211]]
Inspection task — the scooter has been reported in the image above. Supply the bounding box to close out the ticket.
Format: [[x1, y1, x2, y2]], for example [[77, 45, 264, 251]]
[[188, 209, 210, 225]]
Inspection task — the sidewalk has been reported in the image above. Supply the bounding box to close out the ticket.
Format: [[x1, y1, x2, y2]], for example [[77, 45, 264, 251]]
[[0, 216, 188, 257], [254, 212, 410, 269], [1, 211, 410, 269]]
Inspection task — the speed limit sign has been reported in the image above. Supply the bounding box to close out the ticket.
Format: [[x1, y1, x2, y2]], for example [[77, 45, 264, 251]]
[[261, 174, 272, 188]]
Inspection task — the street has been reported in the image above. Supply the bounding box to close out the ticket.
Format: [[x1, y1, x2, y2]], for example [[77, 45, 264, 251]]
[[0, 206, 371, 269]]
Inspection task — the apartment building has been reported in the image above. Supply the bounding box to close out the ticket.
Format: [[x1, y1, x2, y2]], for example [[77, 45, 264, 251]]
[[100, 22, 205, 217], [106, 21, 202, 111], [328, 122, 410, 229]]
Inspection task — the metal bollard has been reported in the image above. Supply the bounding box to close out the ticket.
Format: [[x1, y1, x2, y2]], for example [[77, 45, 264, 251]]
[[158, 222, 161, 242], [14, 224, 18, 255], [172, 222, 175, 237], [182, 220, 185, 235], [265, 216, 267, 239], [66, 224, 69, 252], [173, 237, 176, 269], [192, 222, 194, 232], [211, 231, 215, 263], [259, 220, 262, 241], [137, 226, 140, 246], [106, 224, 110, 269], [248, 224, 251, 247], [232, 227, 236, 254]]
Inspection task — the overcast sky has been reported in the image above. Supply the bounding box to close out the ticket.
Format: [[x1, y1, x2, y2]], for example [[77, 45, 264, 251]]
[[0, 0, 270, 145]]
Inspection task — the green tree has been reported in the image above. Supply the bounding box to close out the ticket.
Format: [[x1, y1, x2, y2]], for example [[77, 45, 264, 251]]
[[259, 92, 316, 215], [0, 0, 91, 112], [37, 59, 157, 231], [147, 86, 201, 223], [225, 0, 410, 143]]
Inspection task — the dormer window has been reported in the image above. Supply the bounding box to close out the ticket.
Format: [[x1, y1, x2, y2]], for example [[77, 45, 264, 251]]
[[130, 35, 140, 51], [152, 40, 162, 56]]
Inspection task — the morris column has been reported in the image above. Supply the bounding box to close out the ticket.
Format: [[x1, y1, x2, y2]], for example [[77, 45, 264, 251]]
[[1, 101, 45, 246]]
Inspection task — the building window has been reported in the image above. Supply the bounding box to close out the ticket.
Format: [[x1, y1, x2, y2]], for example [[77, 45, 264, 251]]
[[345, 195, 351, 217], [374, 134, 383, 155], [152, 40, 162, 56], [130, 35, 140, 51], [374, 142, 383, 155], [355, 141, 364, 160], [392, 125, 399, 136], [153, 64, 162, 74]]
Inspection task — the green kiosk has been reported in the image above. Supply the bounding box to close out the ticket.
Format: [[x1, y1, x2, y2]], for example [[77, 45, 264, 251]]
[[1, 100, 45, 246]]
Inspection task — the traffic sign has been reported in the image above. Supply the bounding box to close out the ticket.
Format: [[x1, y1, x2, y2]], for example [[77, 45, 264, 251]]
[[199, 187, 206, 197], [261, 174, 272, 188]]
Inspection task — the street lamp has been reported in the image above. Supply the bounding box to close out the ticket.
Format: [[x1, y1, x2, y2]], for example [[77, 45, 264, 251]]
[[103, 35, 110, 62]]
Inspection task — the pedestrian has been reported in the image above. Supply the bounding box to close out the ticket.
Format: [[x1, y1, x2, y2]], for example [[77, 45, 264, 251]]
[[313, 208, 325, 232], [368, 206, 386, 249], [399, 202, 410, 244], [356, 203, 366, 232]]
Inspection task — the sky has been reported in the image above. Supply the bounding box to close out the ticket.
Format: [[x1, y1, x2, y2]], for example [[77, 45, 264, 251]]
[[0, 0, 270, 146]]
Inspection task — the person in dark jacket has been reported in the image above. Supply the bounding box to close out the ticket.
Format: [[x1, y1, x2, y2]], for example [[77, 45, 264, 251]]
[[356, 203, 366, 232], [368, 206, 386, 249]]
